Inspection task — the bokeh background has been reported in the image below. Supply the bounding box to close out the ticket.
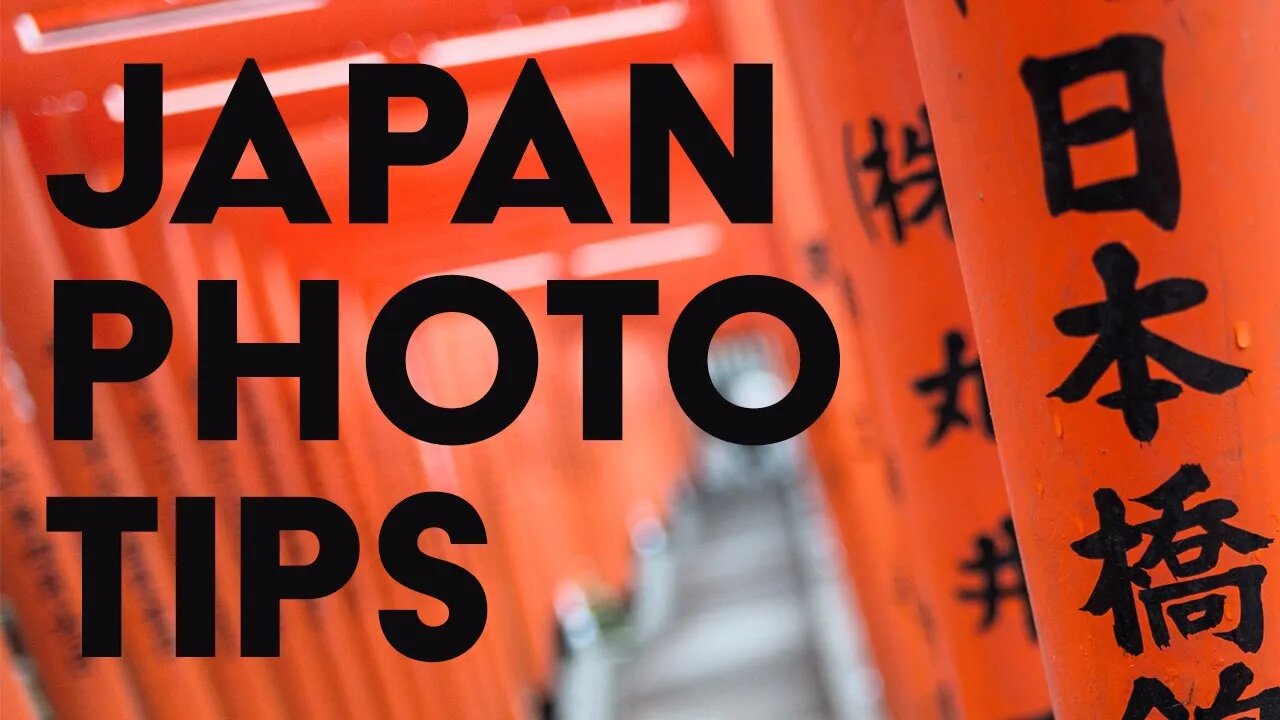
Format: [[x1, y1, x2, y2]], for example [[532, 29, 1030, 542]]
[[2, 1, 898, 718]]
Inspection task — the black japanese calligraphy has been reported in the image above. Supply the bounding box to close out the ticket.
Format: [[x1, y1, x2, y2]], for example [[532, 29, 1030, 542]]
[[958, 516, 1036, 641], [1048, 243, 1249, 442], [1121, 675, 1184, 720], [915, 330, 993, 445], [842, 105, 951, 244], [805, 239, 832, 281], [1121, 662, 1279, 719], [936, 683, 959, 720], [1021, 35, 1180, 230], [1072, 464, 1272, 656], [0, 429, 86, 670], [1197, 663, 1280, 720], [839, 273, 859, 320]]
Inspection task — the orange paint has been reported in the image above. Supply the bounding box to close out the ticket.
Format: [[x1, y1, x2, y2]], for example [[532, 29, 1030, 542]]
[[0, 342, 143, 720], [405, 302, 550, 700], [715, 2, 952, 712], [50, 216, 292, 720], [126, 218, 363, 720], [771, 0, 1054, 717], [0, 116, 228, 720], [807, 300, 955, 720], [341, 294, 514, 720], [902, 1, 1280, 716], [716, 3, 954, 714], [192, 231, 396, 720]]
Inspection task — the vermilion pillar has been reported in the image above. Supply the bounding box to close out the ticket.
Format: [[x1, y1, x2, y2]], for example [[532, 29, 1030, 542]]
[[773, 0, 1055, 717], [717, 2, 952, 713], [903, 1, 1280, 716]]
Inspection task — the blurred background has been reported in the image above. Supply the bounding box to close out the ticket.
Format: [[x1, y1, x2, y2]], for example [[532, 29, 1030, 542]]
[[0, 1, 901, 718]]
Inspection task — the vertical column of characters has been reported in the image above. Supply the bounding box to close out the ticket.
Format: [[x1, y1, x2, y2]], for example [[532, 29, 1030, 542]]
[[902, 0, 1279, 715], [264, 245, 517, 719], [124, 219, 356, 720], [0, 342, 142, 719], [234, 241, 435, 720], [45, 210, 290, 719], [773, 0, 1056, 717], [191, 230, 393, 719], [712, 4, 949, 712], [0, 117, 228, 720], [807, 285, 955, 720], [184, 228, 356, 718], [23, 95, 294, 716], [786, 171, 951, 720]]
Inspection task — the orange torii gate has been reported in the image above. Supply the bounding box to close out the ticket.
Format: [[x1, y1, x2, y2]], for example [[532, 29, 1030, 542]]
[[903, 1, 1280, 717]]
